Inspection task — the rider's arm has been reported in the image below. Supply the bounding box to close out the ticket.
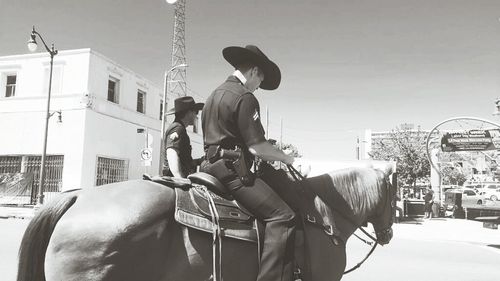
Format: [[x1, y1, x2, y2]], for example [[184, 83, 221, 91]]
[[249, 141, 294, 165], [237, 94, 294, 165], [166, 148, 184, 178]]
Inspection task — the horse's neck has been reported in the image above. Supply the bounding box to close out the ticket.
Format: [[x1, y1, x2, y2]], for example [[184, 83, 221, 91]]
[[304, 175, 365, 239]]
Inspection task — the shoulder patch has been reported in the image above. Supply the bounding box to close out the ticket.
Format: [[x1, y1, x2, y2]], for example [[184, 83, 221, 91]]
[[169, 132, 179, 140], [253, 109, 260, 121]]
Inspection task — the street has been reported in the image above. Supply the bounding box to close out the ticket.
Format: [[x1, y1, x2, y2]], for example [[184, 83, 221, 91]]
[[1, 219, 30, 281], [1, 217, 499, 281], [344, 231, 500, 281]]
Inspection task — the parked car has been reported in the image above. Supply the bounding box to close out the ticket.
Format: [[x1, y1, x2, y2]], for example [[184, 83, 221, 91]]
[[444, 189, 484, 206], [478, 183, 500, 201], [482, 186, 500, 201], [443, 189, 485, 218]]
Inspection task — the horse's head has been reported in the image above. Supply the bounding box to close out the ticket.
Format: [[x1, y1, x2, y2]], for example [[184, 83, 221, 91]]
[[367, 171, 397, 245], [324, 161, 397, 245]]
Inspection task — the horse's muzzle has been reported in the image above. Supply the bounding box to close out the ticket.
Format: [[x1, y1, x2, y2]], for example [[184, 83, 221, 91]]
[[376, 228, 393, 245]]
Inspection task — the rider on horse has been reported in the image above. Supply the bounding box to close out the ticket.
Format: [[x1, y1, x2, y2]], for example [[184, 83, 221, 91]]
[[163, 96, 204, 178], [201, 44, 297, 281]]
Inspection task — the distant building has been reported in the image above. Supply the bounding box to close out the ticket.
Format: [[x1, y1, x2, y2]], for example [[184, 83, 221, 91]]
[[0, 49, 202, 204]]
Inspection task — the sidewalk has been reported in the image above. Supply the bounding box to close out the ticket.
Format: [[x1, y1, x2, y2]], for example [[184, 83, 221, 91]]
[[394, 218, 500, 247], [0, 205, 35, 219]]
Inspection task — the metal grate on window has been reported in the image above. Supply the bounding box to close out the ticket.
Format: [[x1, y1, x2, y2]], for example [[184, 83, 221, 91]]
[[0, 156, 22, 173], [25, 155, 64, 203], [96, 156, 128, 186], [0, 155, 63, 204]]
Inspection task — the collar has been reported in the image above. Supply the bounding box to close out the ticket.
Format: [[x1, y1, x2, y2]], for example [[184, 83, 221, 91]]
[[232, 70, 247, 85], [174, 118, 186, 128]]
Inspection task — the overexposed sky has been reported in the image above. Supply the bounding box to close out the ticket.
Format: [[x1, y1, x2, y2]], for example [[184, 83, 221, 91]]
[[2, 0, 500, 160]]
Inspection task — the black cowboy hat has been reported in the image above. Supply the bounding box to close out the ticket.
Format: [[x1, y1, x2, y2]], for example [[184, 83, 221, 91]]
[[223, 45, 281, 90], [166, 96, 204, 115]]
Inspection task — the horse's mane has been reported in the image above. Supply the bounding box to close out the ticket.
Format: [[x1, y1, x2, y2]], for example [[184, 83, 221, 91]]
[[327, 167, 386, 215]]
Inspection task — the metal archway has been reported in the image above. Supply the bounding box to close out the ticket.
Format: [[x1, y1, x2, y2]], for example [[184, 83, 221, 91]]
[[425, 116, 500, 175]]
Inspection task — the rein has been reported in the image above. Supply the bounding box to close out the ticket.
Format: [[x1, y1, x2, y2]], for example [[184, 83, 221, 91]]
[[286, 164, 379, 275]]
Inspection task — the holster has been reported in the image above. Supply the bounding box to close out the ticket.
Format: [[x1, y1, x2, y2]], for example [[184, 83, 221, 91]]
[[231, 148, 255, 186], [203, 145, 255, 186], [200, 158, 236, 184]]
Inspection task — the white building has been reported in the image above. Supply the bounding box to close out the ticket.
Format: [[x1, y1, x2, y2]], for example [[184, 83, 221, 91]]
[[0, 49, 203, 204]]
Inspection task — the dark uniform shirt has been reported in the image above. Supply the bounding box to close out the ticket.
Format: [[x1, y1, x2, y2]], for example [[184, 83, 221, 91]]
[[164, 120, 194, 176], [202, 76, 266, 155]]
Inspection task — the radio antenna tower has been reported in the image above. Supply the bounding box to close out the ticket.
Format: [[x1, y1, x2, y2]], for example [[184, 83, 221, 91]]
[[160, 0, 188, 174], [167, 0, 187, 98]]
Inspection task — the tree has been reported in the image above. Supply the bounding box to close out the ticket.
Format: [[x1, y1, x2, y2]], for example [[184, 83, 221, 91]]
[[369, 125, 431, 187], [441, 166, 467, 186]]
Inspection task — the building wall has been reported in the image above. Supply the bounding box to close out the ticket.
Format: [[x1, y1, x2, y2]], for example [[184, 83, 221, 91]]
[[84, 50, 166, 183], [0, 50, 91, 192], [0, 49, 203, 197]]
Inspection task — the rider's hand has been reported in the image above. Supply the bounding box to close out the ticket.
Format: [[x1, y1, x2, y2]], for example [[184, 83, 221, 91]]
[[282, 155, 295, 165], [291, 158, 311, 176]]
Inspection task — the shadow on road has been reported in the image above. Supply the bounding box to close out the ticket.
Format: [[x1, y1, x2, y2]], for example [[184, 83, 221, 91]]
[[487, 244, 500, 250]]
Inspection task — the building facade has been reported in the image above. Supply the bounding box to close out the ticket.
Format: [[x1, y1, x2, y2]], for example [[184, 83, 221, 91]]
[[0, 49, 202, 204]]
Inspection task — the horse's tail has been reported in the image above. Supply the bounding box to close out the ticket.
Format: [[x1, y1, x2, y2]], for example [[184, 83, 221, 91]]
[[17, 191, 79, 281]]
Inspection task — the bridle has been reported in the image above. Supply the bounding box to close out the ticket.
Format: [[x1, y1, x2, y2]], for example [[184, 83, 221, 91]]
[[287, 165, 396, 275]]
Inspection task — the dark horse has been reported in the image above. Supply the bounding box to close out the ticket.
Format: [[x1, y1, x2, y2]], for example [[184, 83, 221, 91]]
[[17, 162, 396, 281]]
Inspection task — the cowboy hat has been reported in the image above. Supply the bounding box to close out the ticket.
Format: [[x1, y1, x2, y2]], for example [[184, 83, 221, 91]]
[[222, 45, 281, 90], [166, 96, 204, 115]]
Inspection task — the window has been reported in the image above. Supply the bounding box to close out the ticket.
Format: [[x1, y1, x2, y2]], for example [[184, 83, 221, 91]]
[[464, 190, 475, 196], [136, 90, 146, 113], [159, 99, 163, 120], [0, 155, 64, 204], [5, 75, 16, 97], [107, 77, 119, 103], [95, 157, 128, 186]]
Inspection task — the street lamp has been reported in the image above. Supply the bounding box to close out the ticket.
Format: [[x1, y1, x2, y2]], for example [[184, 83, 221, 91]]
[[27, 26, 58, 205], [493, 98, 500, 115], [159, 63, 188, 174]]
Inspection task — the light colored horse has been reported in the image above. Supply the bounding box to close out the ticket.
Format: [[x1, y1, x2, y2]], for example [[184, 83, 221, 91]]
[[17, 164, 396, 281]]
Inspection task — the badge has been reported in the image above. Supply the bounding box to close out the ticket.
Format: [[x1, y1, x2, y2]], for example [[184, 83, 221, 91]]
[[169, 132, 179, 140], [253, 110, 259, 121]]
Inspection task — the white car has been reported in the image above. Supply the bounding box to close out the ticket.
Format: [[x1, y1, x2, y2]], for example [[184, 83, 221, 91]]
[[482, 187, 500, 201], [444, 189, 485, 206]]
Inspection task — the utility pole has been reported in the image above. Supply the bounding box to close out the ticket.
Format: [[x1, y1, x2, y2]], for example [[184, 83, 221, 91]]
[[356, 136, 360, 160], [279, 117, 283, 169], [265, 106, 269, 139]]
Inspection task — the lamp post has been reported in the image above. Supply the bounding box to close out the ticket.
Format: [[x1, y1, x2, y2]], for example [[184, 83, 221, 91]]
[[159, 63, 188, 174], [27, 26, 58, 205], [493, 98, 500, 115]]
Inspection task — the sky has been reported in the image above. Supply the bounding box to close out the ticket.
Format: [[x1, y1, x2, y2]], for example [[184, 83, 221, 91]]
[[2, 0, 500, 160]]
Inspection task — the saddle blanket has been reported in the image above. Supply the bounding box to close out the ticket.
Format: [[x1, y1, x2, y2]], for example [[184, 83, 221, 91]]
[[174, 184, 262, 243]]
